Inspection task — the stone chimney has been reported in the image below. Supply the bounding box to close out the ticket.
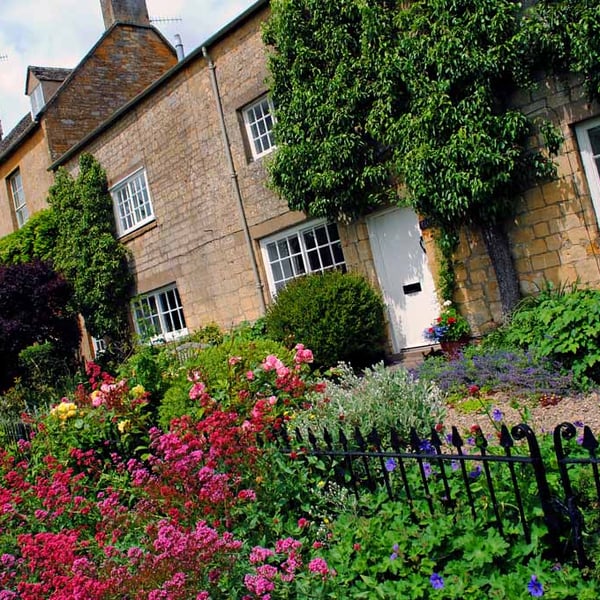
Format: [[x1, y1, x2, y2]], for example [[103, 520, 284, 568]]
[[100, 0, 150, 29]]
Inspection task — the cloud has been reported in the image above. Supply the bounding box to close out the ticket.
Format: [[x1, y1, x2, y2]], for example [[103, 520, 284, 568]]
[[0, 0, 257, 136]]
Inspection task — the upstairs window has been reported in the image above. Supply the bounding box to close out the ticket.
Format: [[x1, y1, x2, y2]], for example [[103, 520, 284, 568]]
[[8, 169, 28, 228], [132, 284, 188, 343], [576, 117, 600, 224], [30, 84, 45, 116], [110, 168, 154, 236], [260, 220, 346, 295], [243, 96, 276, 160]]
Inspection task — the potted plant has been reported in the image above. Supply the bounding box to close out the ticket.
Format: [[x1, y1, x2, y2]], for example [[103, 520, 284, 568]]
[[424, 301, 471, 358]]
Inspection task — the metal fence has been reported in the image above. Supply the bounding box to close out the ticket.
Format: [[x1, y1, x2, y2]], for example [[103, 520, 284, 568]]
[[276, 421, 600, 568]]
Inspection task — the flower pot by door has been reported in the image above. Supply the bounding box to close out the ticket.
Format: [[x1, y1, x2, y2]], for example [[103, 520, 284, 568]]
[[440, 339, 469, 360]]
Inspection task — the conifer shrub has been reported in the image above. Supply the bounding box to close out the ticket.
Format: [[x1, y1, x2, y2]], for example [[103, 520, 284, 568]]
[[264, 270, 386, 369]]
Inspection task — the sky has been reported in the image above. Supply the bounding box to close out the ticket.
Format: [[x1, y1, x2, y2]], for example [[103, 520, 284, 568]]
[[0, 0, 259, 136]]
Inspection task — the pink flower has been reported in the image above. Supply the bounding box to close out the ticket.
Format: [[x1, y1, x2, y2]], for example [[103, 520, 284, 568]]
[[228, 356, 242, 366], [294, 344, 314, 364], [249, 546, 274, 564], [297, 517, 309, 528], [262, 355, 285, 372], [246, 370, 255, 380], [308, 557, 334, 579], [189, 381, 207, 400]]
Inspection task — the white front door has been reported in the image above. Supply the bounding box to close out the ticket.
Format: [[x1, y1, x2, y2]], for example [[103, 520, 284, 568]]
[[367, 207, 439, 352]]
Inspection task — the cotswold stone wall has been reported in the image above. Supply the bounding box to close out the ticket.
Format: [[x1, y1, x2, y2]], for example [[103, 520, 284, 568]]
[[449, 75, 600, 334], [62, 6, 302, 332]]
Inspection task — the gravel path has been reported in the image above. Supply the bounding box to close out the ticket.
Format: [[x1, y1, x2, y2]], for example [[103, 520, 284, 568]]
[[443, 390, 600, 438]]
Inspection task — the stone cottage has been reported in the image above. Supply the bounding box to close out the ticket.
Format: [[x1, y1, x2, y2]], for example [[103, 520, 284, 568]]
[[3, 0, 600, 359]]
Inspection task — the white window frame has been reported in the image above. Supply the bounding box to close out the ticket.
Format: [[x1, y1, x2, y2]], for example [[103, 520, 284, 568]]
[[132, 284, 188, 344], [8, 169, 28, 228], [243, 96, 276, 160], [30, 84, 45, 116], [110, 168, 154, 237], [576, 116, 600, 225], [260, 219, 346, 296], [92, 337, 107, 357]]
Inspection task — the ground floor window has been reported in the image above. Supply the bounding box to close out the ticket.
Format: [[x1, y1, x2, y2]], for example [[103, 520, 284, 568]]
[[132, 284, 187, 343], [260, 219, 346, 295]]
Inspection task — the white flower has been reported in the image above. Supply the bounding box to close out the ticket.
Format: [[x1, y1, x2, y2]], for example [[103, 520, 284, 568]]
[[443, 300, 452, 307]]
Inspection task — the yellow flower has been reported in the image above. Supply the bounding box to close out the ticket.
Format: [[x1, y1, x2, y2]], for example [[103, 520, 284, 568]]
[[117, 419, 132, 434], [131, 385, 145, 399], [50, 401, 78, 421]]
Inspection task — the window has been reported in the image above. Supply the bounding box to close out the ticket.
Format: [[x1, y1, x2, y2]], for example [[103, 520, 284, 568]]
[[8, 169, 28, 228], [132, 284, 188, 343], [243, 96, 276, 159], [576, 117, 600, 223], [30, 84, 45, 116], [110, 169, 154, 236], [260, 220, 346, 294], [92, 337, 107, 357]]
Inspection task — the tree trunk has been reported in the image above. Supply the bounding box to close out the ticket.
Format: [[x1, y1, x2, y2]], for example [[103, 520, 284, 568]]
[[480, 221, 521, 320]]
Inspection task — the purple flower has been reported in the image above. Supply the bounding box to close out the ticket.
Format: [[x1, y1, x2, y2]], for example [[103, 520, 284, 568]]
[[574, 420, 584, 428], [423, 462, 432, 478], [419, 439, 435, 454], [390, 543, 399, 560], [451, 460, 459, 471], [527, 574, 544, 597], [469, 464, 482, 479], [492, 408, 503, 422], [385, 458, 397, 472], [430, 572, 444, 590]]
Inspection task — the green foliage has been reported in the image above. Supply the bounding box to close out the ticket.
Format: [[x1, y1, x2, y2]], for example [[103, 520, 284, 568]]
[[48, 153, 132, 352], [265, 0, 569, 229], [158, 336, 293, 429], [0, 209, 58, 266], [369, 0, 558, 229], [16, 342, 83, 412], [500, 285, 600, 388], [263, 0, 394, 220], [264, 270, 386, 369], [291, 362, 446, 442]]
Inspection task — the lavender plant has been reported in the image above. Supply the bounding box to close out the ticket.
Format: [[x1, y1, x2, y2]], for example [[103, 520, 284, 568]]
[[414, 348, 574, 398]]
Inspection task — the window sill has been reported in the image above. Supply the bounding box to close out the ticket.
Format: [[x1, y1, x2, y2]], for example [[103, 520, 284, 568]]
[[119, 219, 157, 243]]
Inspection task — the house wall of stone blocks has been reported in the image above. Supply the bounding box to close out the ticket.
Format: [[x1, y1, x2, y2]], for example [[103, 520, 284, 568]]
[[61, 6, 309, 333], [0, 125, 54, 237], [443, 74, 600, 335]]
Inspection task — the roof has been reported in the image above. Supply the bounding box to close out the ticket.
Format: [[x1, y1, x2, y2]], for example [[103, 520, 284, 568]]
[[0, 113, 36, 163], [25, 66, 72, 95], [51, 0, 270, 169], [28, 66, 73, 82]]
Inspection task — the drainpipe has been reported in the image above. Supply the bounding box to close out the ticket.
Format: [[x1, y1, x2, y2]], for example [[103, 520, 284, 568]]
[[202, 46, 267, 315]]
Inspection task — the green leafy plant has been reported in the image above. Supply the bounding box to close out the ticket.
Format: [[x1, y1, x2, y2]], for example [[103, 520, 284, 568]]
[[157, 337, 294, 429], [501, 285, 600, 388], [48, 153, 132, 357], [264, 270, 386, 370], [291, 362, 445, 442]]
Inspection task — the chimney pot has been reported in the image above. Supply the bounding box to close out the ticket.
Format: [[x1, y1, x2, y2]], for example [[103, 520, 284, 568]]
[[100, 0, 150, 29]]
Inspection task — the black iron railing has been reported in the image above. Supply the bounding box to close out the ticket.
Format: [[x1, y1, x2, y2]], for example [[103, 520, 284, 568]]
[[276, 421, 600, 568]]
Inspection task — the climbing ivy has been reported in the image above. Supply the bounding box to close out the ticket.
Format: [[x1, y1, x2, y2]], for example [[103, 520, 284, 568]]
[[48, 153, 132, 353], [265, 0, 597, 313]]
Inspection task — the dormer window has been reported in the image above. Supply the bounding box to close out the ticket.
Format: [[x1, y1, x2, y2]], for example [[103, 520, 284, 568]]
[[30, 84, 45, 116]]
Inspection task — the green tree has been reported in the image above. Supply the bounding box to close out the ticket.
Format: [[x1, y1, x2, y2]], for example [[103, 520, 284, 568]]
[[48, 154, 132, 355], [263, 0, 395, 220], [264, 0, 575, 316]]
